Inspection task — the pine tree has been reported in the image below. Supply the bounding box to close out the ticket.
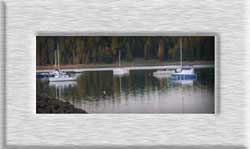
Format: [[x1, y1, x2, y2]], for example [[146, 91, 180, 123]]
[[158, 38, 165, 61]]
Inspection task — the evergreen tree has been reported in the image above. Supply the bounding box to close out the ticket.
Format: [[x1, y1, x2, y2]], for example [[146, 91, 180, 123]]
[[158, 38, 165, 61]]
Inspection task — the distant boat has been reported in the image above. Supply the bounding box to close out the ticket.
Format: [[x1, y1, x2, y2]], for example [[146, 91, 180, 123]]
[[113, 50, 129, 76], [170, 39, 197, 81], [113, 68, 129, 76], [153, 69, 173, 78], [48, 71, 77, 82], [170, 65, 196, 81], [48, 43, 77, 82], [153, 42, 173, 78]]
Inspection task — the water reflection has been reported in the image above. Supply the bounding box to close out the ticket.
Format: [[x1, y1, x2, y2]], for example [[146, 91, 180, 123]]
[[171, 80, 194, 85], [37, 68, 214, 113], [49, 81, 77, 88]]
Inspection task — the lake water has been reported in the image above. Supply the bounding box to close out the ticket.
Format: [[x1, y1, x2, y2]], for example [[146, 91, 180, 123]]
[[37, 68, 215, 113]]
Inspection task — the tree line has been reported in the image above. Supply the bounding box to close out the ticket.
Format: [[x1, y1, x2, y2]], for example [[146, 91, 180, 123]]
[[36, 36, 214, 66]]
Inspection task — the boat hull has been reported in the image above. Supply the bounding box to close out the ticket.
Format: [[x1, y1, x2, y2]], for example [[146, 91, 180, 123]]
[[113, 68, 129, 76], [170, 74, 197, 81], [153, 70, 173, 77], [48, 77, 77, 82], [36, 73, 50, 79]]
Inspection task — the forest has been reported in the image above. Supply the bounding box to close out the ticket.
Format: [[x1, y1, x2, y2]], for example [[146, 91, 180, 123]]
[[36, 36, 215, 66]]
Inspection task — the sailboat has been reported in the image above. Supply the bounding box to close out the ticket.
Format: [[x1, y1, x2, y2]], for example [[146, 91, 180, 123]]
[[170, 38, 197, 81], [48, 43, 77, 82], [153, 68, 173, 78], [113, 50, 129, 76], [153, 44, 173, 78]]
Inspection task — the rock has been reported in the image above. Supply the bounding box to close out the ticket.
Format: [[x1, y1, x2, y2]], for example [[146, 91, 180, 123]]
[[36, 95, 87, 113]]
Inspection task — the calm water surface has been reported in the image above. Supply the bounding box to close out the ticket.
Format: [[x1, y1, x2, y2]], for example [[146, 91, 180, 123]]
[[37, 68, 214, 113]]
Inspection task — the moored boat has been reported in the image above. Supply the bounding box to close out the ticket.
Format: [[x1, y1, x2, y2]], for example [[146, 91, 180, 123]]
[[48, 43, 77, 82], [170, 39, 197, 81], [170, 66, 197, 81], [48, 70, 77, 82], [48, 75, 77, 82], [113, 68, 129, 76], [153, 69, 173, 78], [113, 50, 130, 76]]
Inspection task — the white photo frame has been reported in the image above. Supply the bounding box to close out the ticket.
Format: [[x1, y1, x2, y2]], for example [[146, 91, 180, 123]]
[[1, 0, 249, 148]]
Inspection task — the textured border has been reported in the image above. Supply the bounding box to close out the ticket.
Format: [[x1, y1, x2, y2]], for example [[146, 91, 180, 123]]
[[2, 0, 249, 148]]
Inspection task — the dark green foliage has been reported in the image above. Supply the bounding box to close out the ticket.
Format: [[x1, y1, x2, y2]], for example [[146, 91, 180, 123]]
[[36, 36, 215, 66], [158, 38, 165, 61]]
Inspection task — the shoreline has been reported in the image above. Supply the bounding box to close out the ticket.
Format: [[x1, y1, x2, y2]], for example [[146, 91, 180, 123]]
[[37, 60, 214, 70]]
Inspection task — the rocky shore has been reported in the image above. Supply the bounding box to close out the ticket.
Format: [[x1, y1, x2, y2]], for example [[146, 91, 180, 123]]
[[37, 95, 87, 113]]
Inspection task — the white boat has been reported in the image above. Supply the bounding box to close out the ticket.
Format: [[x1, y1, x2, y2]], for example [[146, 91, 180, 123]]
[[170, 39, 197, 81], [171, 66, 196, 80], [153, 69, 173, 78], [49, 74, 77, 82], [48, 43, 77, 82], [49, 69, 66, 76], [113, 68, 129, 76], [48, 70, 77, 82], [113, 50, 129, 76]]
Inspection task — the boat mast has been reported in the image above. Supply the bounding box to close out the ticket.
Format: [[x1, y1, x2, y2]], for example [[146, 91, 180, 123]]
[[57, 42, 60, 70], [118, 50, 121, 67], [54, 50, 57, 68], [180, 38, 182, 67]]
